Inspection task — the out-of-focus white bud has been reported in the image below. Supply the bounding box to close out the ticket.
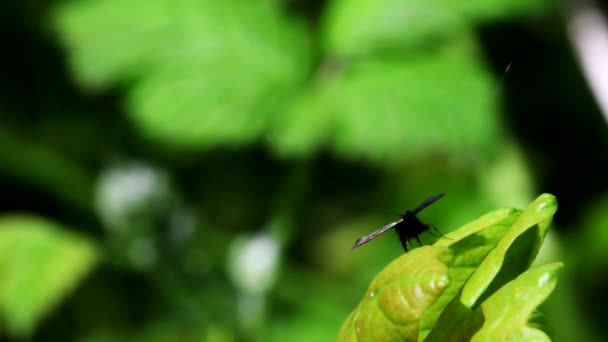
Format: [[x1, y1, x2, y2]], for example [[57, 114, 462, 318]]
[[229, 233, 280, 294]]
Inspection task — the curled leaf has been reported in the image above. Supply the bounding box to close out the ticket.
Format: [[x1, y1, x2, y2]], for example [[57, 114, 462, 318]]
[[338, 246, 450, 342], [461, 193, 557, 308], [340, 194, 561, 342], [426, 194, 558, 341], [469, 263, 563, 341], [419, 207, 522, 339]]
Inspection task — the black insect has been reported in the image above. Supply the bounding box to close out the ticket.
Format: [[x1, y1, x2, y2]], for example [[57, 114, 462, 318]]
[[352, 193, 446, 252]]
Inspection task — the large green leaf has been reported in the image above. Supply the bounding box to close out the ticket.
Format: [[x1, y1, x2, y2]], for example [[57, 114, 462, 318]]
[[323, 0, 467, 58], [0, 215, 98, 337], [54, 0, 502, 162], [272, 38, 500, 161], [328, 49, 498, 161], [53, 0, 551, 161], [338, 194, 560, 341], [324, 0, 556, 57], [317, 0, 555, 162], [54, 0, 310, 147], [269, 87, 333, 158]]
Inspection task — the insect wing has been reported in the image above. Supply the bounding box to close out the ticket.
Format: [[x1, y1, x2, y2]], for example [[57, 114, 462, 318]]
[[411, 193, 445, 214], [352, 219, 402, 249]]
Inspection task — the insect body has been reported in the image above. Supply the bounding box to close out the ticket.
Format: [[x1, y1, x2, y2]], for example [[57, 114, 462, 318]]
[[351, 193, 445, 252]]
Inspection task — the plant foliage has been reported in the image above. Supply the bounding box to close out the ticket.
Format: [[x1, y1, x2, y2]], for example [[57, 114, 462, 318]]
[[338, 193, 561, 341], [0, 216, 97, 337], [53, 0, 553, 161]]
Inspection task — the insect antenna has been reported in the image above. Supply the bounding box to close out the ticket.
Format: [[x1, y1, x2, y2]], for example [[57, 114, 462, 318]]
[[502, 61, 513, 81]]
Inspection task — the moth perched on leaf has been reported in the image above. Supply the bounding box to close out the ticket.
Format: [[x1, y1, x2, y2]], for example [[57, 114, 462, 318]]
[[352, 193, 446, 252]]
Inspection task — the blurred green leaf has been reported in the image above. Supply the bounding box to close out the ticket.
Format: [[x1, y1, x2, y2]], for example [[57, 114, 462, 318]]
[[481, 143, 535, 209], [0, 215, 98, 337], [580, 194, 608, 266], [324, 0, 555, 58], [54, 0, 311, 147], [323, 0, 468, 57], [81, 320, 216, 342], [270, 88, 332, 158], [328, 49, 498, 161], [274, 38, 500, 161], [445, 0, 558, 21], [54, 0, 507, 162], [0, 129, 93, 212], [266, 296, 347, 342]]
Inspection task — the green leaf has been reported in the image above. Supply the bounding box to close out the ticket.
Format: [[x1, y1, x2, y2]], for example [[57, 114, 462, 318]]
[[54, 0, 310, 147], [327, 48, 499, 161], [442, 0, 558, 21], [337, 246, 451, 342], [324, 0, 468, 57], [273, 37, 499, 161], [465, 263, 562, 341], [324, 0, 556, 58], [269, 88, 332, 158], [426, 194, 557, 341], [418, 207, 522, 339], [54, 0, 503, 161], [480, 143, 536, 209], [0, 129, 93, 213], [0, 215, 98, 337], [580, 194, 608, 266], [54, 0, 552, 161], [460, 193, 557, 307], [338, 194, 560, 341]]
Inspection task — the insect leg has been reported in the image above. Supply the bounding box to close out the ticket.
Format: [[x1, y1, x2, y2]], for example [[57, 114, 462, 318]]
[[430, 224, 453, 240], [427, 230, 441, 237]]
